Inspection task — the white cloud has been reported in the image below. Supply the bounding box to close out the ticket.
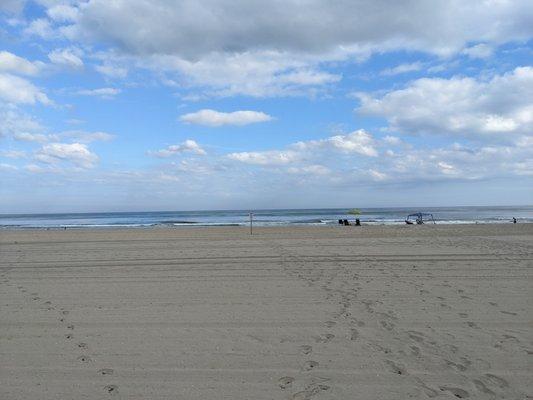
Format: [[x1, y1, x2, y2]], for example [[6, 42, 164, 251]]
[[18, 0, 533, 98], [61, 130, 115, 143], [149, 140, 206, 157], [95, 63, 128, 78], [146, 51, 342, 98], [0, 73, 50, 104], [0, 149, 26, 159], [48, 48, 84, 68], [46, 4, 79, 22], [380, 62, 424, 76], [13, 132, 52, 143], [462, 43, 494, 59], [228, 129, 378, 166], [35, 142, 98, 168], [77, 87, 120, 98], [69, 0, 532, 58], [227, 150, 300, 166], [24, 163, 45, 173], [357, 67, 533, 141], [0, 108, 43, 137], [287, 164, 330, 176], [180, 109, 273, 126], [293, 130, 378, 157], [0, 51, 41, 75], [0, 162, 18, 171], [24, 18, 56, 39], [382, 135, 402, 146], [0, 0, 26, 14]]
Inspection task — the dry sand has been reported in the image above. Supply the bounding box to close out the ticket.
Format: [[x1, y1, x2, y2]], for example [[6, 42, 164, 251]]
[[0, 224, 531, 399]]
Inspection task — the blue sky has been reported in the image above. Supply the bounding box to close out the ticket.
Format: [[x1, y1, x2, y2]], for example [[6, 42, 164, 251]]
[[0, 0, 532, 213]]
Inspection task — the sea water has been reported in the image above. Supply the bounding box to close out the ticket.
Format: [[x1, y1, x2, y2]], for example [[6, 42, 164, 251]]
[[0, 206, 531, 228]]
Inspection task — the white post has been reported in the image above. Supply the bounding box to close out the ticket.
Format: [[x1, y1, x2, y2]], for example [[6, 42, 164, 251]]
[[249, 212, 253, 235]]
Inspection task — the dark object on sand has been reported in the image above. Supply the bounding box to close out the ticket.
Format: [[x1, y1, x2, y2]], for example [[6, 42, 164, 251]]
[[338, 219, 343, 225], [405, 213, 436, 225], [513, 217, 517, 224], [355, 219, 361, 226], [344, 219, 349, 226]]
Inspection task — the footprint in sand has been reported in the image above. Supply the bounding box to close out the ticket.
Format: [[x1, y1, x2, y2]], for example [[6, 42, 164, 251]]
[[458, 313, 468, 318], [313, 333, 334, 343], [77, 342, 88, 349], [349, 328, 359, 341], [77, 355, 92, 363], [472, 379, 495, 396], [65, 334, 74, 339], [303, 360, 319, 371], [439, 386, 469, 398], [324, 321, 336, 328], [67, 324, 75, 330], [500, 310, 517, 316], [292, 385, 327, 400], [483, 374, 508, 389], [380, 320, 395, 331], [300, 345, 312, 355], [466, 321, 479, 329], [98, 368, 114, 376], [445, 359, 467, 372], [278, 376, 294, 389], [104, 385, 118, 395], [385, 360, 406, 375], [61, 310, 69, 315]]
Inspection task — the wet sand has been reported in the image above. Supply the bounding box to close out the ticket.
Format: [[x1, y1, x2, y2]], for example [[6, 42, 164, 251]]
[[0, 224, 531, 399]]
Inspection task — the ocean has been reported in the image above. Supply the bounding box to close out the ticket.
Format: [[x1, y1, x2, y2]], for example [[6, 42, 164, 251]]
[[0, 206, 531, 229]]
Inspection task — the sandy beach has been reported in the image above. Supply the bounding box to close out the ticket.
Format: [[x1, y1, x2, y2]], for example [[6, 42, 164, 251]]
[[0, 224, 531, 399]]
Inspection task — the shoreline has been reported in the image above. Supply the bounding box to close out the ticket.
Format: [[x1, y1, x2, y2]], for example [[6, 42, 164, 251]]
[[0, 220, 529, 231]]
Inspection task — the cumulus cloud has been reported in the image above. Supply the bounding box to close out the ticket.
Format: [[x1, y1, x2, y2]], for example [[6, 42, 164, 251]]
[[24, 18, 56, 39], [227, 150, 300, 166], [69, 0, 532, 58], [48, 47, 84, 68], [146, 52, 342, 97], [228, 129, 378, 166], [180, 109, 273, 126], [149, 140, 206, 157], [293, 130, 378, 157], [0, 51, 41, 75], [0, 73, 50, 104], [35, 142, 98, 168], [76, 87, 120, 98], [357, 67, 533, 141], [27, 0, 531, 97]]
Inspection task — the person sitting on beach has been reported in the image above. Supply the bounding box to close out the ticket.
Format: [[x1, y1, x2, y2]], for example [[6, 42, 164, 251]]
[[513, 217, 517, 224]]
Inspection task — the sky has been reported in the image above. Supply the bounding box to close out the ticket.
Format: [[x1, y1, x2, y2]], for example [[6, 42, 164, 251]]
[[0, 0, 532, 213]]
